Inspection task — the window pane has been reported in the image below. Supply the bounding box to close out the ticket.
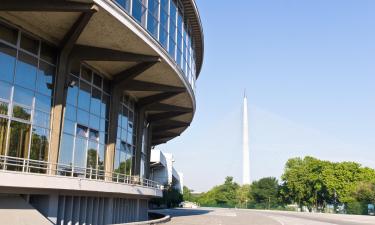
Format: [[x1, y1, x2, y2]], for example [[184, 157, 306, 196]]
[[0, 80, 12, 100], [0, 22, 18, 45], [87, 141, 98, 169], [89, 114, 100, 130], [116, 0, 130, 12], [30, 126, 49, 161], [15, 52, 38, 89], [101, 94, 110, 119], [77, 109, 89, 126], [65, 104, 76, 121], [76, 124, 88, 138], [100, 118, 106, 132], [40, 42, 57, 64], [89, 129, 99, 141], [63, 119, 75, 135], [8, 121, 31, 158], [0, 101, 8, 115], [33, 110, 50, 128], [74, 137, 87, 168], [147, 0, 159, 38], [93, 73, 102, 88], [90, 88, 101, 116], [20, 33, 39, 55], [37, 62, 55, 96], [133, 0, 147, 25], [114, 149, 120, 172], [78, 81, 91, 111], [0, 117, 8, 155], [98, 144, 105, 171], [147, 14, 159, 38], [35, 93, 52, 112], [13, 86, 34, 106], [80, 66, 92, 82], [0, 43, 16, 83], [12, 105, 31, 121], [59, 134, 74, 165]]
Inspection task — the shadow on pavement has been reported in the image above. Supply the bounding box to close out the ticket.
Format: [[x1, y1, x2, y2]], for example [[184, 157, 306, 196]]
[[156, 208, 212, 218]]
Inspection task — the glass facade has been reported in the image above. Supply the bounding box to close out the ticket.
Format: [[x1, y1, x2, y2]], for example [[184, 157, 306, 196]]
[[0, 21, 56, 168], [59, 64, 110, 177], [114, 95, 136, 176], [114, 0, 197, 90]]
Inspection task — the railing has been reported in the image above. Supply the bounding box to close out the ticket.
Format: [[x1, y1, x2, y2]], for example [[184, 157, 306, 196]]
[[0, 155, 162, 190]]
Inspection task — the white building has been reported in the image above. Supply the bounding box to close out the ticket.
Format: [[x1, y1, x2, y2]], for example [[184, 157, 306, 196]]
[[150, 149, 184, 193]]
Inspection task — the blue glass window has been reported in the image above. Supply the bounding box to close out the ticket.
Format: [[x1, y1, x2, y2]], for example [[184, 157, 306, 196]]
[[0, 43, 16, 83], [0, 81, 12, 100], [115, 0, 130, 12], [132, 0, 147, 26], [15, 52, 37, 90], [77, 82, 91, 111], [37, 62, 55, 96], [13, 86, 33, 106], [147, 0, 159, 38]]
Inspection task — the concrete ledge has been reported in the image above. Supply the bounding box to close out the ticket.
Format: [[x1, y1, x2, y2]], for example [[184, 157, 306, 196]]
[[113, 213, 170, 225], [0, 170, 163, 197]]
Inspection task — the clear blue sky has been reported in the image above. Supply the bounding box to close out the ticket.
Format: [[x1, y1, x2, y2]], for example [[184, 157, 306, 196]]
[[159, 0, 375, 192]]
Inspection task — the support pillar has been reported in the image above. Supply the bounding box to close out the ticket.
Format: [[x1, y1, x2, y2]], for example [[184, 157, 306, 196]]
[[49, 8, 97, 174], [133, 108, 145, 177], [145, 124, 153, 179], [105, 87, 122, 180]]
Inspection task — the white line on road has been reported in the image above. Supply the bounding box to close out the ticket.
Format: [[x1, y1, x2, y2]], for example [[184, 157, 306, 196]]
[[268, 215, 339, 225]]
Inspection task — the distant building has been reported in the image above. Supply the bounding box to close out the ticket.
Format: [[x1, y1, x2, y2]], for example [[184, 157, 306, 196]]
[[150, 149, 184, 193], [0, 0, 203, 224]]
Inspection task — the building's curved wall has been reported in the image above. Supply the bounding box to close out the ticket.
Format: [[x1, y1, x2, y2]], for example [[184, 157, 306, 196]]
[[111, 0, 199, 90]]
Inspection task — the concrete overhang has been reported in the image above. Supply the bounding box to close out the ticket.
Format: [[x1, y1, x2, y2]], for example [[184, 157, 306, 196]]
[[0, 0, 204, 146], [0, 171, 163, 198]]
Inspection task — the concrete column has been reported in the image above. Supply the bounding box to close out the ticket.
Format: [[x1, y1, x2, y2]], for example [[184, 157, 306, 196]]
[[104, 198, 114, 225], [47, 194, 59, 224], [105, 87, 122, 180], [136, 199, 140, 222], [144, 124, 153, 179], [49, 53, 70, 174], [133, 108, 145, 177]]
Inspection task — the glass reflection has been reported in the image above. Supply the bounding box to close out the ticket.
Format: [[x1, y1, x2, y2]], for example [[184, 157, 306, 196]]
[[59, 134, 74, 165], [133, 0, 147, 25], [8, 121, 31, 158], [12, 105, 31, 121], [15, 52, 37, 90], [0, 22, 55, 170], [60, 65, 110, 172], [0, 118, 8, 156], [37, 62, 55, 96], [0, 81, 12, 100], [30, 126, 49, 161], [0, 43, 16, 83], [74, 137, 87, 168]]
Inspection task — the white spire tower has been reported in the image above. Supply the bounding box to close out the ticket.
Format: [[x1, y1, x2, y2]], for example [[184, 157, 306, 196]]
[[242, 91, 250, 185]]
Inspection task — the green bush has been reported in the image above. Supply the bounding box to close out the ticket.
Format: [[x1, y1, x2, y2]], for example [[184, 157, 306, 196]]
[[346, 201, 368, 215]]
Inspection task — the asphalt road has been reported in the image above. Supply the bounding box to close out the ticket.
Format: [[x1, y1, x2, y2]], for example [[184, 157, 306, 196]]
[[158, 208, 375, 225]]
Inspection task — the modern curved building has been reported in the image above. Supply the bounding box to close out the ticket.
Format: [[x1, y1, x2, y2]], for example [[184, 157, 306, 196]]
[[0, 0, 203, 224]]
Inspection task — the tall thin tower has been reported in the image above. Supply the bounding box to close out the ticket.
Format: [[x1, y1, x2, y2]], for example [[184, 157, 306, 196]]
[[242, 91, 250, 185]]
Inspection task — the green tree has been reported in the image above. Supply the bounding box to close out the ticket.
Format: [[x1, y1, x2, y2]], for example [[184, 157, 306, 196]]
[[198, 176, 240, 208], [249, 177, 279, 209], [150, 184, 183, 208], [183, 186, 194, 202], [280, 156, 375, 212], [236, 184, 251, 208]]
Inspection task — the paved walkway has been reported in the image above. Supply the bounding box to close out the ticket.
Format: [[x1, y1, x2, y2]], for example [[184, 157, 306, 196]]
[[157, 208, 375, 225]]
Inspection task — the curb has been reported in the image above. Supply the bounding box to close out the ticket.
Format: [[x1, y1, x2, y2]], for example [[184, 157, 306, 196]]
[[112, 213, 171, 225]]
